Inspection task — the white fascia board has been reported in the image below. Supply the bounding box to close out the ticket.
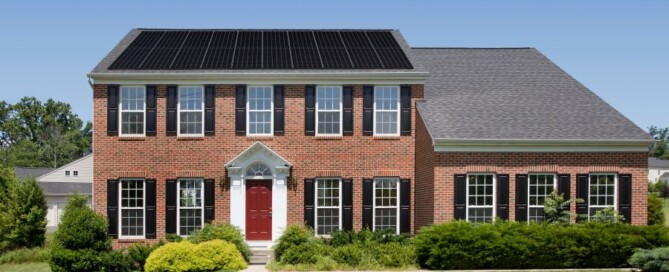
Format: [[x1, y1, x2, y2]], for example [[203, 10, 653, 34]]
[[88, 71, 429, 85], [433, 138, 653, 152]]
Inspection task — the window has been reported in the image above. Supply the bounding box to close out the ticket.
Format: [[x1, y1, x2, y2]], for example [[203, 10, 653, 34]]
[[65, 171, 70, 176], [373, 178, 399, 233], [467, 174, 495, 223], [245, 163, 272, 177], [73, 171, 79, 177], [315, 178, 341, 235], [178, 179, 204, 236], [373, 86, 400, 136], [247, 86, 273, 136], [119, 179, 144, 238], [316, 86, 342, 136], [178, 86, 204, 136], [119, 86, 146, 136], [589, 174, 617, 219], [528, 173, 556, 222]]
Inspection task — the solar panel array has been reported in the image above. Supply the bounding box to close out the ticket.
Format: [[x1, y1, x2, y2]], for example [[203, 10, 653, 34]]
[[109, 30, 413, 70]]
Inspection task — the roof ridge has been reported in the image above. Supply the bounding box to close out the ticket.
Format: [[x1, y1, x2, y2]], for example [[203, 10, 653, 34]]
[[411, 47, 533, 50], [136, 28, 398, 32]]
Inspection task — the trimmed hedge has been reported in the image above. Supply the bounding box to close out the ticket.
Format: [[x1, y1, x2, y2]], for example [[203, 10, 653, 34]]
[[144, 240, 247, 272], [413, 221, 669, 270]]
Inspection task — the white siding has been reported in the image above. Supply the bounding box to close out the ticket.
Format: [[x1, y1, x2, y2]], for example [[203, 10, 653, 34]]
[[38, 154, 93, 183], [46, 195, 93, 232], [649, 167, 669, 183]]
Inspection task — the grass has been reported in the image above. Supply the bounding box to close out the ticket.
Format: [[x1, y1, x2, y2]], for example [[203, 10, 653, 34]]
[[0, 262, 50, 272], [664, 198, 669, 226]]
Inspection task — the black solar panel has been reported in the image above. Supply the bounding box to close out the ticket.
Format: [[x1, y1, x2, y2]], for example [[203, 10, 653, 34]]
[[108, 29, 413, 70]]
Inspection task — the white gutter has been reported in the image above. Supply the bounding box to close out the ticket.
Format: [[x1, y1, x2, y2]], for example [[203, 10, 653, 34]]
[[433, 138, 654, 152]]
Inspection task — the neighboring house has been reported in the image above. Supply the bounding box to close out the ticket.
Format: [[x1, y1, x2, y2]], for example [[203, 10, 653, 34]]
[[649, 157, 669, 183], [14, 167, 54, 180], [89, 29, 652, 248], [37, 154, 93, 232]]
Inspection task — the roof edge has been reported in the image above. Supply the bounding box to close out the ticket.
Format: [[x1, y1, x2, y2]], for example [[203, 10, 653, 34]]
[[433, 138, 653, 153]]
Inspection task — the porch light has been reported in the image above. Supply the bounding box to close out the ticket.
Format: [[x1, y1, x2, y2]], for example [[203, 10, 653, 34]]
[[220, 176, 229, 187]]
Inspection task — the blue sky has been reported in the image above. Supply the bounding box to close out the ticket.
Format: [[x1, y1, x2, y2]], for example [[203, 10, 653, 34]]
[[1, 0, 667, 130]]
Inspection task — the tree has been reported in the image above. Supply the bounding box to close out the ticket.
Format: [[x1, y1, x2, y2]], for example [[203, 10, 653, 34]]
[[543, 191, 583, 224], [649, 126, 669, 159], [648, 192, 665, 225], [0, 167, 47, 252]]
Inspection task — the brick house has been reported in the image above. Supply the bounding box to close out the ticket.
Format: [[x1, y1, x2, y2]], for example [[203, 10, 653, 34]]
[[89, 29, 652, 248]]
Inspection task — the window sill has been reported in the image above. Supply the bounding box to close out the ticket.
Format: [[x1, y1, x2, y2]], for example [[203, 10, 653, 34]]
[[315, 135, 343, 140], [177, 136, 205, 141], [246, 135, 274, 140], [118, 137, 145, 141], [373, 136, 401, 140], [117, 238, 145, 243]]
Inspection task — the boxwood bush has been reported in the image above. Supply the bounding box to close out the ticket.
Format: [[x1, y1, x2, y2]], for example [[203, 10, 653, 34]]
[[144, 240, 247, 272], [413, 221, 669, 270], [187, 222, 251, 262]]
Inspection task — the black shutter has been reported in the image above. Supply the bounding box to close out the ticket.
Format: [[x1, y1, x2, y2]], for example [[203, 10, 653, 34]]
[[454, 174, 466, 220], [362, 179, 373, 229], [107, 179, 119, 238], [400, 85, 411, 136], [558, 174, 571, 210], [576, 174, 589, 222], [618, 174, 632, 223], [204, 179, 215, 223], [400, 179, 411, 233], [362, 85, 373, 136], [497, 174, 509, 220], [107, 85, 119, 136], [166, 179, 177, 234], [515, 175, 528, 222], [145, 179, 156, 239], [304, 179, 315, 228], [304, 85, 316, 136], [204, 85, 215, 136], [343, 86, 354, 136], [146, 85, 157, 136], [166, 85, 177, 136], [235, 85, 246, 135], [274, 85, 285, 135], [342, 179, 353, 231]]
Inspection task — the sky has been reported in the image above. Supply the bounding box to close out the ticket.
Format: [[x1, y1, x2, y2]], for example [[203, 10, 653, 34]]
[[0, 0, 667, 130]]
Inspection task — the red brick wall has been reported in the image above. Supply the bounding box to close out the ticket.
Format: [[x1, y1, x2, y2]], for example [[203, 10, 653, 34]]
[[414, 110, 434, 230], [93, 84, 423, 245]]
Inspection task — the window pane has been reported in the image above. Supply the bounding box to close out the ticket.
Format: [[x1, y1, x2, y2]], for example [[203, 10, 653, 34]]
[[179, 86, 203, 110], [374, 86, 399, 135], [120, 179, 144, 237], [247, 87, 273, 135], [180, 112, 202, 135], [373, 178, 398, 232], [588, 174, 617, 220], [316, 87, 342, 135], [316, 208, 339, 235], [178, 179, 203, 236], [466, 174, 494, 223], [316, 179, 341, 235]]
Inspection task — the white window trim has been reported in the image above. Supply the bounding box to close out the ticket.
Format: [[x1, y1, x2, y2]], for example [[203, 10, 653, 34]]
[[465, 173, 496, 223], [372, 86, 401, 137], [118, 179, 146, 239], [119, 85, 147, 137], [372, 177, 400, 234], [246, 86, 274, 137], [315, 86, 343, 137], [588, 173, 618, 220], [177, 178, 205, 237], [177, 86, 205, 137], [314, 178, 342, 237], [65, 171, 70, 176], [527, 173, 557, 222], [73, 171, 78, 177]]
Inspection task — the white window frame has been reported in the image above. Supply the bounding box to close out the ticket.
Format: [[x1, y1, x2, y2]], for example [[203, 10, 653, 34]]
[[315, 86, 343, 136], [246, 86, 274, 136], [119, 179, 146, 239], [588, 173, 618, 220], [314, 178, 342, 236], [373, 86, 401, 136], [65, 171, 70, 176], [177, 86, 205, 137], [527, 173, 557, 222], [465, 173, 496, 223], [177, 178, 205, 237], [73, 171, 78, 177], [372, 177, 400, 234], [119, 85, 146, 137]]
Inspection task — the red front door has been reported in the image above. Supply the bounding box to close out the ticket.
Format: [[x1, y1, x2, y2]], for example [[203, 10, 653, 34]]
[[246, 180, 272, 240]]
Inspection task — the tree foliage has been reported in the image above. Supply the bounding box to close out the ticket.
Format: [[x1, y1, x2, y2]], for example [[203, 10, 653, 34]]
[[543, 191, 583, 224], [648, 192, 665, 225], [0, 97, 91, 168], [0, 167, 47, 253], [649, 126, 669, 159]]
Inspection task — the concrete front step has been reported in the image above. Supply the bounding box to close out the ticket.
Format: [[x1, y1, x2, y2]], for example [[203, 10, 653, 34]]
[[250, 249, 274, 265]]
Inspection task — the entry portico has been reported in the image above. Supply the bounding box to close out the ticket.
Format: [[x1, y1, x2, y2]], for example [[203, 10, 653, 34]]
[[225, 141, 291, 248]]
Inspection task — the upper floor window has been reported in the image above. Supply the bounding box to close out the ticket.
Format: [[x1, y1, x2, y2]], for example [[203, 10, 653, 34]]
[[315, 178, 341, 236], [247, 86, 273, 136], [178, 86, 204, 136], [589, 173, 616, 219], [316, 86, 342, 136], [73, 171, 79, 177], [374, 86, 400, 136], [467, 173, 495, 223], [119, 179, 145, 239], [373, 178, 399, 234], [120, 86, 146, 136], [528, 173, 556, 222], [65, 171, 70, 176]]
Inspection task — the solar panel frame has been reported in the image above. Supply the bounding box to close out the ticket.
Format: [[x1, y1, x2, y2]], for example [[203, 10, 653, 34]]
[[366, 31, 413, 69], [288, 31, 323, 69], [109, 31, 165, 70], [201, 31, 237, 69], [313, 31, 353, 69], [139, 31, 189, 69], [233, 31, 263, 69], [340, 31, 384, 69], [171, 31, 213, 70]]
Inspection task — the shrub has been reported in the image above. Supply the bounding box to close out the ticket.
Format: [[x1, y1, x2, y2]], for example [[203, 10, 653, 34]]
[[372, 242, 415, 268], [328, 228, 410, 247], [628, 247, 669, 272], [649, 192, 666, 225], [280, 240, 327, 265], [330, 244, 364, 266], [144, 240, 247, 272], [0, 247, 50, 264], [0, 174, 47, 252], [188, 222, 251, 262], [164, 233, 182, 243], [127, 241, 165, 271], [413, 220, 669, 270], [544, 191, 582, 224], [273, 225, 313, 262]]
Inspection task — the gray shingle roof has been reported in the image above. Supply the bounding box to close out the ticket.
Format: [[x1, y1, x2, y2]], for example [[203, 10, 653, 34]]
[[649, 158, 669, 168], [413, 48, 651, 141], [38, 182, 92, 195], [14, 167, 54, 180]]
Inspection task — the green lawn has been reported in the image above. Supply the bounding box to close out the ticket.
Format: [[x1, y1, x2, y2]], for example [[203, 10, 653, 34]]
[[664, 199, 669, 226], [0, 263, 50, 272]]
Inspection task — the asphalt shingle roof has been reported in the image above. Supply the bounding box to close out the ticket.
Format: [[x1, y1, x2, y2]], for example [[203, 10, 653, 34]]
[[649, 158, 669, 168], [38, 182, 92, 195], [412, 48, 651, 141], [14, 167, 54, 180]]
